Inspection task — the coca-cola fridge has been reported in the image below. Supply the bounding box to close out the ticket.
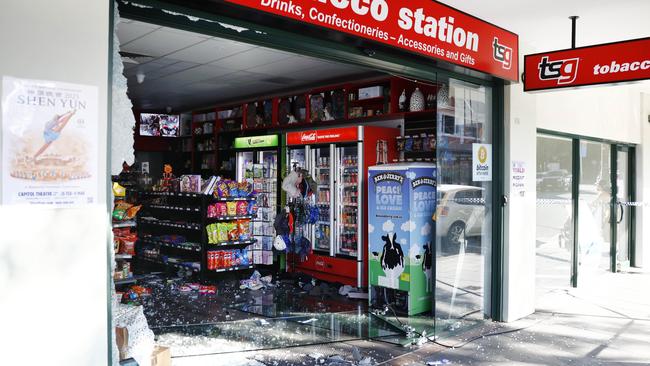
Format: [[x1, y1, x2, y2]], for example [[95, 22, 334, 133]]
[[285, 126, 399, 287]]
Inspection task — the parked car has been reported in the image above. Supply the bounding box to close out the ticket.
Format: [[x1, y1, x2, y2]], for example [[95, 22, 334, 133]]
[[436, 185, 485, 246], [540, 169, 571, 192]]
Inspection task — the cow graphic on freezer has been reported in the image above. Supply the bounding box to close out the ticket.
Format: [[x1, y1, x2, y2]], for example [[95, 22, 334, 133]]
[[379, 233, 404, 289], [422, 243, 433, 292]]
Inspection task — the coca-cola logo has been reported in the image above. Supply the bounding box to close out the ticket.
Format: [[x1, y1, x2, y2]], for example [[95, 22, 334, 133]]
[[301, 132, 317, 142], [315, 259, 326, 269]]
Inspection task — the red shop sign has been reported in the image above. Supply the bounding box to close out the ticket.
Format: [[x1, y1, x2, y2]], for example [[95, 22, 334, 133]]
[[287, 127, 359, 145], [224, 0, 519, 81], [524, 37, 650, 92]]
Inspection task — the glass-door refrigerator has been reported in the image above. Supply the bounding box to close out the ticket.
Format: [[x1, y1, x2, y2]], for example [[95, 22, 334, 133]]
[[285, 126, 399, 288], [234, 135, 280, 266]]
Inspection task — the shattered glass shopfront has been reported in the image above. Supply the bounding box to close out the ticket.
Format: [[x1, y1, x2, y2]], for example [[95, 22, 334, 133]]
[[111, 0, 512, 362]]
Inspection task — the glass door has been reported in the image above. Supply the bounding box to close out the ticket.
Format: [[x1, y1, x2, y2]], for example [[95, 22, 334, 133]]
[[615, 147, 631, 271], [335, 145, 360, 257], [435, 77, 493, 331], [577, 141, 612, 284], [237, 151, 255, 182], [535, 135, 574, 301], [312, 145, 334, 254]]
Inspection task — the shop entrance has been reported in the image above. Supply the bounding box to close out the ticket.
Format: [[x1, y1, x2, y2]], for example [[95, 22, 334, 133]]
[[110, 1, 504, 360], [535, 131, 637, 308]]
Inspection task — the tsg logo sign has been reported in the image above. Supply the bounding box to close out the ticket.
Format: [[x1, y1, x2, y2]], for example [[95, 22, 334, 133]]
[[492, 37, 512, 70], [538, 56, 580, 85]]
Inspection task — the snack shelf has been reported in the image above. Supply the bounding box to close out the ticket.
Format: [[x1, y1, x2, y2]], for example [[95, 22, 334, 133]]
[[141, 257, 201, 273], [140, 238, 202, 252], [212, 265, 254, 273], [208, 239, 257, 247], [115, 254, 133, 259], [207, 215, 254, 221], [139, 219, 202, 231], [146, 204, 201, 212], [113, 221, 137, 228], [213, 197, 256, 202], [141, 191, 204, 198]]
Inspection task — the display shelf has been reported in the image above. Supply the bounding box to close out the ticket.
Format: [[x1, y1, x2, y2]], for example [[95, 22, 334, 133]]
[[113, 221, 137, 228], [349, 96, 385, 104], [141, 257, 201, 273], [140, 238, 202, 252], [212, 265, 254, 273], [146, 204, 201, 212], [207, 215, 254, 221], [141, 191, 204, 198], [213, 197, 257, 202], [139, 219, 202, 231], [209, 239, 257, 247], [115, 254, 133, 259], [316, 221, 331, 225]]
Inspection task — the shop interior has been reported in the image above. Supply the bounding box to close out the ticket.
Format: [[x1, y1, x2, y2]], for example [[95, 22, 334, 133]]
[[112, 17, 491, 360]]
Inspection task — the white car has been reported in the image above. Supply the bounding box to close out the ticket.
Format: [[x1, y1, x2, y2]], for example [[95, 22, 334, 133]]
[[436, 185, 486, 245]]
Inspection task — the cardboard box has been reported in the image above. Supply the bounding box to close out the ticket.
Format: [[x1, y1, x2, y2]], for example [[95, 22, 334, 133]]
[[151, 346, 171, 366]]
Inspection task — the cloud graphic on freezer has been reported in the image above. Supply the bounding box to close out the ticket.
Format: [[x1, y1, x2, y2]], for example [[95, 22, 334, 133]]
[[406, 171, 417, 180], [382, 220, 395, 233], [409, 245, 421, 261], [368, 224, 375, 233], [401, 220, 416, 232], [421, 222, 432, 236]]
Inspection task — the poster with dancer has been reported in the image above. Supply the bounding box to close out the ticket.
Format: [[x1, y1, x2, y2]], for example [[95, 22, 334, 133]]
[[2, 76, 98, 207]]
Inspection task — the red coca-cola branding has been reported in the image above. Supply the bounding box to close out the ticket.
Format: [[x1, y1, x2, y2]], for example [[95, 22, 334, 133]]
[[224, 0, 519, 81], [287, 127, 359, 145], [300, 132, 317, 143], [524, 37, 650, 91]]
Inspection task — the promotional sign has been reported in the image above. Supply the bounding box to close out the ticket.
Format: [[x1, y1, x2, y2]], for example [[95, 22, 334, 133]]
[[472, 143, 492, 182], [524, 37, 650, 91], [286, 127, 358, 145], [511, 160, 526, 197], [225, 0, 519, 81], [368, 163, 436, 316], [234, 134, 279, 148], [2, 76, 99, 207]]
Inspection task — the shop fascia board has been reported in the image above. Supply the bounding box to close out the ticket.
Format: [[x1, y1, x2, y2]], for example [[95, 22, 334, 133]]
[[117, 0, 493, 88]]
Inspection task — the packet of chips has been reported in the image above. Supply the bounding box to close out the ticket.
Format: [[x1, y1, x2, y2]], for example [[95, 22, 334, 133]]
[[238, 182, 252, 197], [248, 201, 258, 215], [227, 222, 239, 241], [226, 201, 237, 216], [236, 201, 248, 216], [237, 219, 252, 241], [216, 223, 229, 242], [228, 181, 239, 197], [206, 225, 214, 244], [216, 180, 230, 198], [207, 204, 218, 218], [216, 203, 228, 217]]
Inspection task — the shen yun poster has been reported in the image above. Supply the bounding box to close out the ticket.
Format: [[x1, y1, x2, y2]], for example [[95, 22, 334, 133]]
[[2, 76, 98, 207]]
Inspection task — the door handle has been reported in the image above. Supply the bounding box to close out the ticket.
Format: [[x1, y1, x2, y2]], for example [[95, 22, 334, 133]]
[[617, 202, 624, 224]]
